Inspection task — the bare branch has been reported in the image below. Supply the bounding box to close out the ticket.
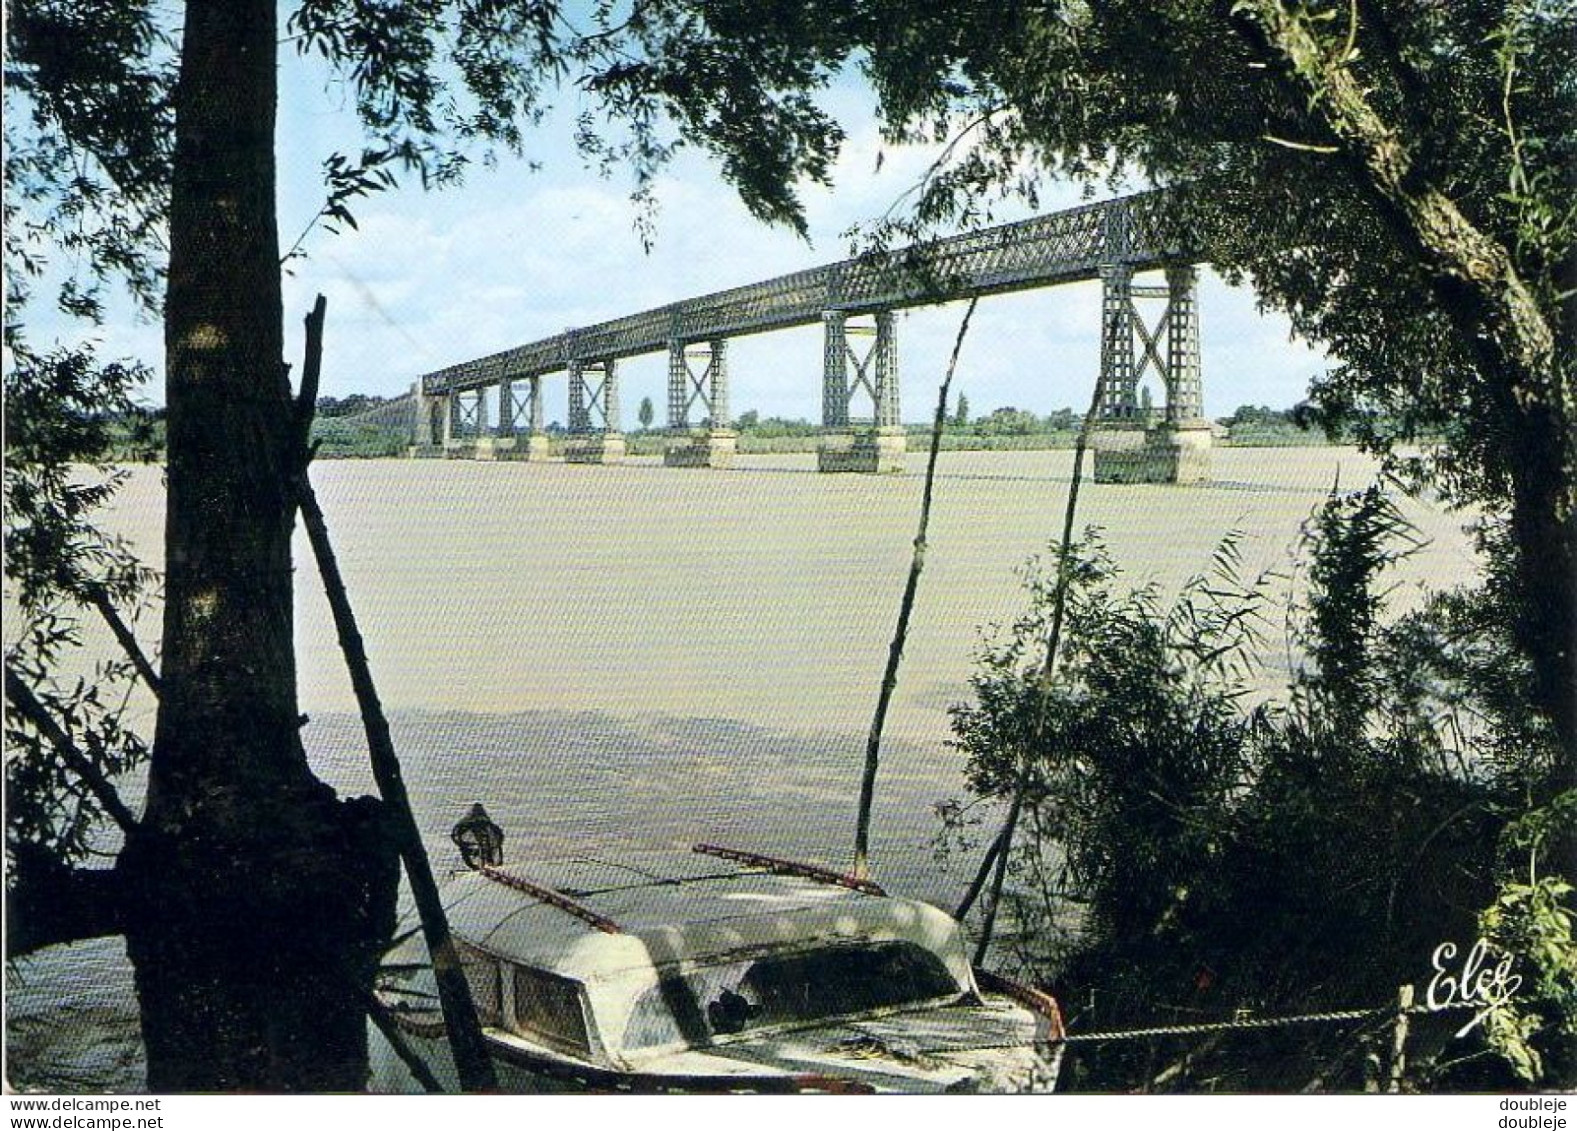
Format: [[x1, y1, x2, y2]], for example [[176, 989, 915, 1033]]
[[87, 588, 161, 697], [973, 327, 1109, 964], [852, 297, 979, 880], [289, 299, 498, 1093]]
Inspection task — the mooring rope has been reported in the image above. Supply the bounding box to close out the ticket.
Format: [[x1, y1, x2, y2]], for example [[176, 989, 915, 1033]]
[[381, 1006, 449, 1040], [917, 998, 1483, 1055], [1057, 1006, 1386, 1044]]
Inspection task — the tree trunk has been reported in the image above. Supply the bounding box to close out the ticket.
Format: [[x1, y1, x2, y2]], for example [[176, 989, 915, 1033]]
[[125, 0, 399, 1090], [1229, 0, 1577, 780]]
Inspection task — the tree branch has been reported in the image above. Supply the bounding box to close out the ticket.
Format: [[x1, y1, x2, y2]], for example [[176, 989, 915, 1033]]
[[1227, 0, 1577, 762], [1228, 1, 1560, 408], [954, 809, 1009, 921], [295, 293, 327, 452], [86, 587, 161, 697], [4, 666, 142, 836], [973, 317, 1108, 964], [853, 297, 978, 880], [5, 845, 127, 959]]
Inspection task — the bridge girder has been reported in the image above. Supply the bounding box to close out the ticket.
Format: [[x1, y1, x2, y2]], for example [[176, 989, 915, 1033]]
[[420, 190, 1186, 397]]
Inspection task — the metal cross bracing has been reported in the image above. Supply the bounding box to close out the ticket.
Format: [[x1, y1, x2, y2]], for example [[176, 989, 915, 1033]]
[[1096, 262, 1204, 424], [822, 311, 899, 428], [497, 378, 526, 435], [667, 340, 728, 429], [843, 323, 879, 423], [567, 358, 619, 434], [451, 387, 488, 438], [421, 189, 1185, 397]]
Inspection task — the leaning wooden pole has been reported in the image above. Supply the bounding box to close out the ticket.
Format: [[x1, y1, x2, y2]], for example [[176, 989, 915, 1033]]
[[953, 816, 1010, 920], [853, 298, 979, 881], [971, 354, 1107, 965], [291, 296, 498, 1093]]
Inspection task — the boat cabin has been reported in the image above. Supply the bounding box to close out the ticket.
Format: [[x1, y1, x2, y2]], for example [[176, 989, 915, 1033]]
[[375, 847, 1059, 1092]]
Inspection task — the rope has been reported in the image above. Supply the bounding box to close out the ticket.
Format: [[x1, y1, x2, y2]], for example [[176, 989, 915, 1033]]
[[919, 999, 1482, 1055], [378, 990, 1481, 1078], [1057, 1006, 1386, 1044], [381, 1006, 448, 1040]]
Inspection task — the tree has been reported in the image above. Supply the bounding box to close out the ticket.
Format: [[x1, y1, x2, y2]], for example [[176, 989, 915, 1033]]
[[638, 394, 655, 431], [975, 406, 1039, 436], [6, 0, 847, 1091], [953, 392, 970, 428]]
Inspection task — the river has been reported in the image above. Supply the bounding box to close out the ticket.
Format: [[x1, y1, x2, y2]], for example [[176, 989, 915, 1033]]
[[4, 448, 1477, 1090]]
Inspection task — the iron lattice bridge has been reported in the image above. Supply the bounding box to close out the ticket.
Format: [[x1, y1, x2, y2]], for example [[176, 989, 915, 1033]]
[[391, 188, 1212, 480]]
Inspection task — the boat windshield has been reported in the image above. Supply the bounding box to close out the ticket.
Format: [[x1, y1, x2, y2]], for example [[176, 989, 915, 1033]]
[[622, 940, 961, 1052]]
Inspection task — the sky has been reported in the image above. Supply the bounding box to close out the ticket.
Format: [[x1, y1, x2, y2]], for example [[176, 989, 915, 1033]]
[[52, 34, 1329, 428]]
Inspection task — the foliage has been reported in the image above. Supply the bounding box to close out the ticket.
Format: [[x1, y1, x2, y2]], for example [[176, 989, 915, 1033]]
[[970, 407, 1042, 437], [315, 393, 389, 418], [309, 416, 410, 458], [3, 1, 174, 323], [1476, 793, 1577, 1084], [1220, 404, 1323, 445], [733, 413, 817, 437], [3, 338, 158, 868], [277, 0, 849, 242], [945, 488, 1566, 1088], [949, 528, 1268, 980]]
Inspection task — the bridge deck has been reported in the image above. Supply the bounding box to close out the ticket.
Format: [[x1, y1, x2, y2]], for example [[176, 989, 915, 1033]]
[[423, 190, 1179, 395]]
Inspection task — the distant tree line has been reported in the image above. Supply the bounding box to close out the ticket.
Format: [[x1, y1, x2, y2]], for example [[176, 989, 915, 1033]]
[[315, 392, 390, 418]]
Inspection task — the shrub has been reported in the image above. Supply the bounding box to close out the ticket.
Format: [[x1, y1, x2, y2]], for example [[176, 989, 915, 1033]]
[[944, 489, 1570, 1090]]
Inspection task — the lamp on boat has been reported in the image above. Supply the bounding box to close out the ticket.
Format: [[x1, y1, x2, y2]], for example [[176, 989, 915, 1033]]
[[451, 802, 505, 868]]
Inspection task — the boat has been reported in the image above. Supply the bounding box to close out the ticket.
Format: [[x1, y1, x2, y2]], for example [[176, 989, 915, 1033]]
[[370, 840, 1064, 1093]]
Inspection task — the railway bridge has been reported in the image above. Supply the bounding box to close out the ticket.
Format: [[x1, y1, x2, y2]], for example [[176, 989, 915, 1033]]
[[412, 190, 1213, 482]]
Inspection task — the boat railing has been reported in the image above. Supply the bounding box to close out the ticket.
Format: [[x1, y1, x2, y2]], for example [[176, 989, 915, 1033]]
[[478, 864, 624, 934], [691, 843, 887, 897]]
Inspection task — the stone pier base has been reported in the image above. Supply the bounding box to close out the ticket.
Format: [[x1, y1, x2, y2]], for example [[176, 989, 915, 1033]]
[[494, 435, 553, 461], [817, 427, 907, 474], [664, 430, 737, 468], [1092, 422, 1212, 484], [564, 433, 627, 464]]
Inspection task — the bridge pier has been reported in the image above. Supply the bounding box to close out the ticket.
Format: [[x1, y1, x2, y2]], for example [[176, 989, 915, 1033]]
[[492, 375, 551, 461], [664, 339, 737, 468], [440, 387, 492, 459], [817, 309, 905, 473], [1092, 263, 1212, 484], [408, 381, 447, 457], [565, 358, 625, 464]]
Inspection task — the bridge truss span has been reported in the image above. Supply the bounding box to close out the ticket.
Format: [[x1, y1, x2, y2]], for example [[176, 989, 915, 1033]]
[[420, 190, 1181, 397], [412, 188, 1211, 481]]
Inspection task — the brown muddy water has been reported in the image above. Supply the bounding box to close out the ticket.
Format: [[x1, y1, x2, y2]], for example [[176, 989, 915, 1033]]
[[4, 449, 1477, 1090]]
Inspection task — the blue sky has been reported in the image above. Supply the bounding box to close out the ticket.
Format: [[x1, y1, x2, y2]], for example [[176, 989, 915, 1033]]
[[55, 36, 1329, 426]]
